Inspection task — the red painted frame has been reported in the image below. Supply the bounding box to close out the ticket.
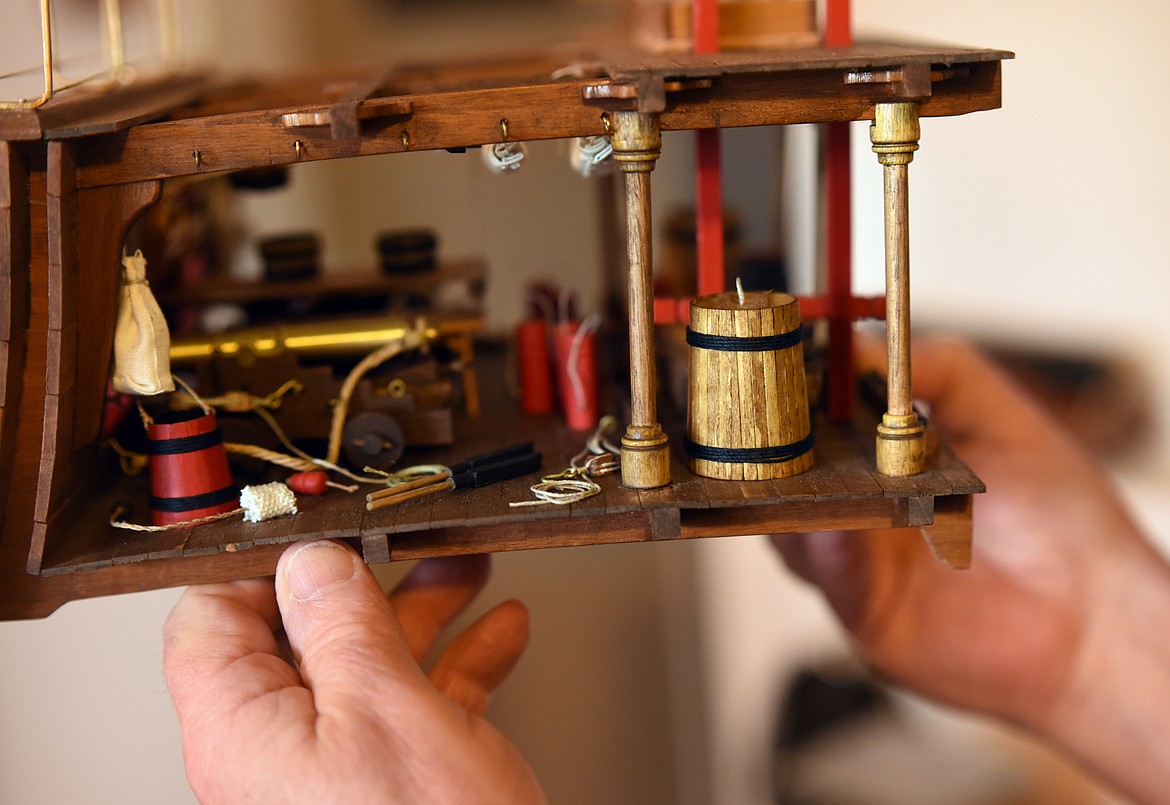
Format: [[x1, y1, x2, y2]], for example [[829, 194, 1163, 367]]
[[653, 0, 872, 421]]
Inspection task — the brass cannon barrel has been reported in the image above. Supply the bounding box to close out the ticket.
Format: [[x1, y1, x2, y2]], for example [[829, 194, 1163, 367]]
[[169, 315, 439, 365], [169, 312, 483, 416]]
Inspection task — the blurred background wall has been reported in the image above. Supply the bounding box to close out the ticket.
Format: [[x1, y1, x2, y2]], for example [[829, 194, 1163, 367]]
[[1, 1, 1166, 802]]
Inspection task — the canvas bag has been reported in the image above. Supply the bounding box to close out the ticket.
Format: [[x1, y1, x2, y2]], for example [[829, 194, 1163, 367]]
[[112, 250, 175, 396]]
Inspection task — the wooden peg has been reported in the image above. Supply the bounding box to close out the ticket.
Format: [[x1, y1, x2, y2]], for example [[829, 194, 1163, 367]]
[[871, 102, 925, 476], [366, 469, 452, 503], [366, 475, 454, 511]]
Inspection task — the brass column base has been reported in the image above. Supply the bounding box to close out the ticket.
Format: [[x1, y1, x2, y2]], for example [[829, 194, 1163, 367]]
[[876, 413, 925, 477], [621, 426, 671, 489]]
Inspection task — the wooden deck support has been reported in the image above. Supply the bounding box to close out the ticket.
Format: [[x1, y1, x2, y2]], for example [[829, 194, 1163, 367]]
[[612, 110, 671, 489], [871, 102, 926, 476]]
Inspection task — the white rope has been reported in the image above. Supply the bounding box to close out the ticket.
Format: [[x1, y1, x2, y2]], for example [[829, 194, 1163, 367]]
[[483, 141, 526, 172], [249, 406, 387, 485], [327, 334, 424, 468], [368, 464, 451, 488], [110, 506, 243, 532], [570, 135, 614, 177], [509, 416, 619, 507], [109, 482, 298, 531], [225, 442, 317, 472], [509, 477, 600, 507], [565, 313, 601, 416]]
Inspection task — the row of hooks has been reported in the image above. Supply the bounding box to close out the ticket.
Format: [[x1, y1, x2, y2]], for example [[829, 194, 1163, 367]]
[[188, 112, 615, 171]]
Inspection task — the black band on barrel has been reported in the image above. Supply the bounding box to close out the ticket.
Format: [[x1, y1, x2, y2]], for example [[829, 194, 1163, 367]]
[[685, 325, 803, 352], [149, 486, 237, 513], [684, 433, 814, 464], [146, 429, 224, 455]]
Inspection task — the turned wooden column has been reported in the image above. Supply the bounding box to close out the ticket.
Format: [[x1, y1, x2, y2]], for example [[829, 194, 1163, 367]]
[[870, 102, 925, 476], [612, 111, 670, 489]]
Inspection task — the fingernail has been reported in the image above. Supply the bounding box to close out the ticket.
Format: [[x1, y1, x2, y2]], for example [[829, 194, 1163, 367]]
[[283, 541, 358, 601]]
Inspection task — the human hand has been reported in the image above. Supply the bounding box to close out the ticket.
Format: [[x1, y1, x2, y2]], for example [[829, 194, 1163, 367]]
[[772, 337, 1170, 801], [164, 541, 545, 804]]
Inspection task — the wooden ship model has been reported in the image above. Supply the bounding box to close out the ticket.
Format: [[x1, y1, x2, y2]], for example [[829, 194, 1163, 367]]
[[0, 0, 1011, 619]]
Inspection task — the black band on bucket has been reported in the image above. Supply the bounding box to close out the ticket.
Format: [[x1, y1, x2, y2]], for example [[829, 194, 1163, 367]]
[[146, 429, 224, 455], [149, 485, 237, 513], [685, 324, 803, 352], [684, 433, 814, 464]]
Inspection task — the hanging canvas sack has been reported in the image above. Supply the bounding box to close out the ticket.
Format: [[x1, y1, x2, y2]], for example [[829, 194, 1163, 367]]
[[112, 250, 175, 396]]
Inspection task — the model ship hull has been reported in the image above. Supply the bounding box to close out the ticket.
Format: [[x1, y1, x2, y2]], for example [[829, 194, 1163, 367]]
[[0, 43, 1007, 619]]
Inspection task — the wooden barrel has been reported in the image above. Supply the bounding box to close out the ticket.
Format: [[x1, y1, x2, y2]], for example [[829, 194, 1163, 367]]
[[686, 290, 813, 480], [146, 409, 237, 525], [259, 233, 319, 282]]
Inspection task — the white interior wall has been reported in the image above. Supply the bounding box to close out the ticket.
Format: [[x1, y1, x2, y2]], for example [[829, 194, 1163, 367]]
[[180, 0, 614, 335]]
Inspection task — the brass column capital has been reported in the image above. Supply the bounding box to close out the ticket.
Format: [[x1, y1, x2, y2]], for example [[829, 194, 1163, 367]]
[[611, 111, 662, 173], [870, 102, 920, 166]]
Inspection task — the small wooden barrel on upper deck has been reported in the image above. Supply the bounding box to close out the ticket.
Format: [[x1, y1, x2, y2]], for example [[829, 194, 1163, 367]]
[[686, 290, 813, 480]]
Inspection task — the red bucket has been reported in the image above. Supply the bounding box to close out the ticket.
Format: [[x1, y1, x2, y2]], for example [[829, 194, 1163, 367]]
[[146, 409, 237, 526]]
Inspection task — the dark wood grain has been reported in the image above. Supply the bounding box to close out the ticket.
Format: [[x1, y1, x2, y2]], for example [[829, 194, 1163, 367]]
[[293, 495, 364, 542], [71, 44, 1007, 188], [31, 143, 80, 551], [386, 508, 666, 560], [72, 179, 161, 446], [598, 43, 1011, 79], [647, 451, 712, 511], [291, 491, 363, 540], [0, 72, 212, 142], [680, 496, 912, 538], [28, 161, 161, 573], [15, 404, 984, 615], [700, 476, 754, 508], [4, 542, 294, 621], [919, 494, 974, 568], [0, 142, 30, 546], [327, 65, 405, 139]]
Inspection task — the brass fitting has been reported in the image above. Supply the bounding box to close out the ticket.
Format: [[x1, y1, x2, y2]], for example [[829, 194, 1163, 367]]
[[870, 102, 920, 166], [611, 111, 662, 173]]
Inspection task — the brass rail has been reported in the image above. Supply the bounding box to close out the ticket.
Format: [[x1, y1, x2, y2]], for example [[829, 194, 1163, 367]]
[[0, 0, 179, 110]]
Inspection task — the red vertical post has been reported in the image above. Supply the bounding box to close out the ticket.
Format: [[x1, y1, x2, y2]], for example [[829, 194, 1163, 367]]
[[692, 0, 720, 52], [824, 122, 853, 422], [695, 131, 724, 296], [693, 0, 724, 297], [824, 0, 854, 421], [823, 0, 851, 48]]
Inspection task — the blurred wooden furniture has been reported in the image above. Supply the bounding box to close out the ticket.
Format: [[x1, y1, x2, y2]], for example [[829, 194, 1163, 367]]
[[630, 0, 818, 52]]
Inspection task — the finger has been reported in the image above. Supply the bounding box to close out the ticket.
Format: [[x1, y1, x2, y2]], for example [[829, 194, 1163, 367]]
[[166, 578, 311, 781], [388, 555, 491, 664], [769, 531, 871, 628], [427, 599, 530, 716], [769, 531, 828, 585], [770, 528, 933, 634], [275, 540, 429, 718], [164, 578, 293, 712], [856, 334, 1054, 447]]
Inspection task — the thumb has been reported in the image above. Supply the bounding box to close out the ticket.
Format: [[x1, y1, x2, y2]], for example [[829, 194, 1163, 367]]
[[769, 530, 877, 631], [275, 540, 425, 714]]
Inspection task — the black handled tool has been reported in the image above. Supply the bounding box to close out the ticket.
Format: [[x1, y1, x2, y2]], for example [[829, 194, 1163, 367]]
[[449, 442, 542, 489]]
